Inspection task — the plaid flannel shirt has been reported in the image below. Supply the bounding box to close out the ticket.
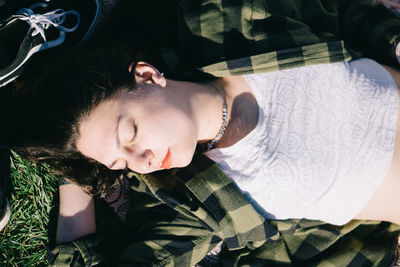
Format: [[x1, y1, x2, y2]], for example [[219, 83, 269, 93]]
[[163, 0, 400, 79], [49, 0, 400, 266], [50, 154, 400, 266]]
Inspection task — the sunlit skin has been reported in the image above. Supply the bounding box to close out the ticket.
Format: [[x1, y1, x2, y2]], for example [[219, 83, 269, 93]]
[[76, 62, 233, 173], [76, 85, 198, 173]]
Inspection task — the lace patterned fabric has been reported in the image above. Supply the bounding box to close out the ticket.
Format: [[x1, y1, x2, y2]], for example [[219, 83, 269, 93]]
[[101, 175, 130, 222], [205, 59, 399, 225]]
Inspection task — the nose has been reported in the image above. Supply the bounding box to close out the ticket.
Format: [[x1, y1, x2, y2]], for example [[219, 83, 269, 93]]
[[125, 149, 153, 173]]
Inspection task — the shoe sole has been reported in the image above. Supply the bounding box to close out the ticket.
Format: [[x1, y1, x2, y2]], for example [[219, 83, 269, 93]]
[[0, 198, 11, 231], [0, 41, 42, 87], [0, 41, 42, 86], [0, 28, 66, 87]]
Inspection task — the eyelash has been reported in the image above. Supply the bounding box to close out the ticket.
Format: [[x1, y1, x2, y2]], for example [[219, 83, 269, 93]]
[[130, 124, 137, 144]]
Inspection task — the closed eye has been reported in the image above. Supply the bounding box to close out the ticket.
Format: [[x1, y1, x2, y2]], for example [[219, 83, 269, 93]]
[[108, 158, 127, 170], [129, 124, 137, 144]]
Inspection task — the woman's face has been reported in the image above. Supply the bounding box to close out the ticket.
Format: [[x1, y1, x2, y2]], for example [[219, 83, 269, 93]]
[[76, 79, 198, 174]]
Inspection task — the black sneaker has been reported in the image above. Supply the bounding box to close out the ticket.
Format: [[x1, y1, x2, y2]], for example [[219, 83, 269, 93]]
[[0, 197, 10, 231], [63, 0, 116, 46], [0, 131, 10, 231], [0, 1, 51, 25], [0, 0, 115, 87], [43, 0, 113, 46], [0, 2, 79, 86]]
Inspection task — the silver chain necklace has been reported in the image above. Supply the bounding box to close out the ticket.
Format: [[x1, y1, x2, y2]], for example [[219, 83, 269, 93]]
[[198, 82, 229, 152]]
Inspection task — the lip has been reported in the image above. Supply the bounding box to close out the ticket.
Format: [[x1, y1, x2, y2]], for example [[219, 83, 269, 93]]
[[160, 148, 172, 169]]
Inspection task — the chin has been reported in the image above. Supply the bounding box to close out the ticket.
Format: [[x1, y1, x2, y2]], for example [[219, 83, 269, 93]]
[[176, 150, 196, 168], [174, 159, 191, 169]]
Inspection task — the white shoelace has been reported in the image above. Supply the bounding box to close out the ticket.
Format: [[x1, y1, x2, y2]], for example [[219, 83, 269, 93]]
[[13, 7, 80, 42]]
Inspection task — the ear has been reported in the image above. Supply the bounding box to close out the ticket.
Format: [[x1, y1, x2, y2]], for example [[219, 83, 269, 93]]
[[130, 61, 166, 88]]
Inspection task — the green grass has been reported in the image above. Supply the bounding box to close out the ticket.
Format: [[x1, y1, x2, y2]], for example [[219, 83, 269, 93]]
[[0, 152, 58, 266]]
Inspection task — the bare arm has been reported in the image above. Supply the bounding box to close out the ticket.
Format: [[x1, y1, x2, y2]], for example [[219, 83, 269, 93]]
[[57, 182, 96, 244]]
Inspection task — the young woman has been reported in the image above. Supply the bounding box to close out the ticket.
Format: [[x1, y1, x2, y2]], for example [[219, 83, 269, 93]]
[[11, 46, 400, 227]]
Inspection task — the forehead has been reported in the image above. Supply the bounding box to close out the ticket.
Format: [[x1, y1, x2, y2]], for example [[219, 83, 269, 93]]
[[76, 99, 121, 164]]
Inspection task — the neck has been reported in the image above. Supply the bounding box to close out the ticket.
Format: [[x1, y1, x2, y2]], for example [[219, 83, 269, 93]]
[[196, 82, 228, 145], [165, 79, 227, 144], [166, 76, 259, 150]]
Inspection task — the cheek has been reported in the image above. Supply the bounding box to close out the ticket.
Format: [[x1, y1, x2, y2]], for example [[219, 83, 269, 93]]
[[174, 128, 198, 167], [150, 115, 197, 165], [154, 109, 196, 139], [181, 144, 197, 166]]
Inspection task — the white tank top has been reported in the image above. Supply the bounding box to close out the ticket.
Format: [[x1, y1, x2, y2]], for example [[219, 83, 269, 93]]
[[205, 59, 399, 225]]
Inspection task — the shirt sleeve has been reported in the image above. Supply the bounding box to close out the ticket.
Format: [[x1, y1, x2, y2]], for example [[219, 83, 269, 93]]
[[47, 193, 221, 267], [47, 233, 103, 267], [48, 231, 220, 267], [105, 191, 223, 267]]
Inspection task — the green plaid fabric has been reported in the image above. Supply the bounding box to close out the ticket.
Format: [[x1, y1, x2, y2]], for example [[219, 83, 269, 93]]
[[120, 154, 400, 266], [163, 0, 400, 78], [49, 153, 400, 266], [48, 234, 103, 266], [49, 0, 400, 266]]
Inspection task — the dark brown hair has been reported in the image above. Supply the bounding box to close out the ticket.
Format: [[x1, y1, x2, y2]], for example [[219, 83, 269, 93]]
[[9, 44, 141, 194]]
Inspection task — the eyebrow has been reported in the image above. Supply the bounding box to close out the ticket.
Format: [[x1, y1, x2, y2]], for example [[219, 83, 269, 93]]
[[107, 115, 122, 169]]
